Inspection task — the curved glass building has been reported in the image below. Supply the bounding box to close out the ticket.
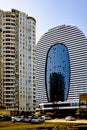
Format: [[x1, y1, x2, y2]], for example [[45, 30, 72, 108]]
[[46, 43, 70, 102], [36, 25, 87, 107]]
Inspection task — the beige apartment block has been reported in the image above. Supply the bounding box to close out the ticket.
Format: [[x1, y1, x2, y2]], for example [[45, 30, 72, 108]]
[[0, 9, 36, 112]]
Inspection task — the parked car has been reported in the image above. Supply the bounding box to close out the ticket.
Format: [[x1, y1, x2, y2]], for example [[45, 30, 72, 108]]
[[65, 116, 75, 121], [11, 116, 24, 122], [31, 116, 45, 123], [42, 115, 51, 120], [0, 116, 11, 121], [22, 116, 32, 122]]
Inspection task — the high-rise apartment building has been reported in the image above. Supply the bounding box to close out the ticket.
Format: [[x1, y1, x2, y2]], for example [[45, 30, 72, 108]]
[[0, 9, 36, 112], [36, 25, 87, 108]]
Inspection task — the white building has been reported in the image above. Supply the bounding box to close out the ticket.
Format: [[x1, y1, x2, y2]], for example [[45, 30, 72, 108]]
[[36, 25, 87, 108], [0, 9, 36, 112]]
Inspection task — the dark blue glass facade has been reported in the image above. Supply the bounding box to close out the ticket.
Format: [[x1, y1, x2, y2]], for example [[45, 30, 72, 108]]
[[46, 43, 70, 102]]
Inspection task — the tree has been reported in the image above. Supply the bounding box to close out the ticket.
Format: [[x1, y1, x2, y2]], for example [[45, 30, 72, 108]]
[[75, 107, 87, 119]]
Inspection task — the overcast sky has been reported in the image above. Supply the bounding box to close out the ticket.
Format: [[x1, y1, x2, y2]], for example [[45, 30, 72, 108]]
[[0, 0, 87, 42]]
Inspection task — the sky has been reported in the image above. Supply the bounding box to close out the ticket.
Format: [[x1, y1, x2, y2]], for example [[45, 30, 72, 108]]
[[0, 0, 87, 43]]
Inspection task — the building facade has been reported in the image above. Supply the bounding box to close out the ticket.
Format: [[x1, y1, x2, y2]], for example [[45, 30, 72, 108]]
[[36, 25, 87, 108], [0, 9, 36, 112]]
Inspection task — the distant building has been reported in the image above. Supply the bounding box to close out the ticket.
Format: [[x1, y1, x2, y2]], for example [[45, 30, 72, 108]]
[[0, 9, 36, 112], [36, 25, 87, 110], [79, 93, 87, 108]]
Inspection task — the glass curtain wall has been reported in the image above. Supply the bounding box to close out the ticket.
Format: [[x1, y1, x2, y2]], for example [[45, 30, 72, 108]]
[[46, 43, 70, 102]]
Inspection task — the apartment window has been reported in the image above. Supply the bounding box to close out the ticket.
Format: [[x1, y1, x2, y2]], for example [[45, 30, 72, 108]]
[[10, 23, 15, 26], [23, 95, 25, 98], [28, 37, 31, 39], [28, 96, 31, 99], [28, 80, 31, 83], [28, 21, 31, 24], [29, 56, 31, 59]]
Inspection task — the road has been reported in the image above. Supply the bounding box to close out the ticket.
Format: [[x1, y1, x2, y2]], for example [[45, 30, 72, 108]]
[[46, 118, 87, 124]]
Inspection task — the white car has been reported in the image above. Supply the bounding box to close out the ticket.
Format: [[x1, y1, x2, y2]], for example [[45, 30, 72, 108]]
[[65, 116, 75, 121], [11, 116, 24, 122], [42, 115, 51, 120]]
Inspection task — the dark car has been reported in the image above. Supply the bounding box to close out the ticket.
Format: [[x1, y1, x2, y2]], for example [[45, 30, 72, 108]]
[[31, 117, 45, 123], [0, 116, 11, 121]]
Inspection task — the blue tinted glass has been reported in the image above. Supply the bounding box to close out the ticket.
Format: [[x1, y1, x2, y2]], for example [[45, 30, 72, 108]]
[[46, 43, 70, 102]]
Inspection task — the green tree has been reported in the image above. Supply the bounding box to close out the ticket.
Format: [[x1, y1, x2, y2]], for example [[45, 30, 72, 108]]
[[75, 107, 87, 119]]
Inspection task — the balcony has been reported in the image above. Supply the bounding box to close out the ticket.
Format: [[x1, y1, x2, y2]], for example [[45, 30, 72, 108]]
[[3, 40, 15, 44], [3, 43, 15, 46], [3, 81, 15, 84]]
